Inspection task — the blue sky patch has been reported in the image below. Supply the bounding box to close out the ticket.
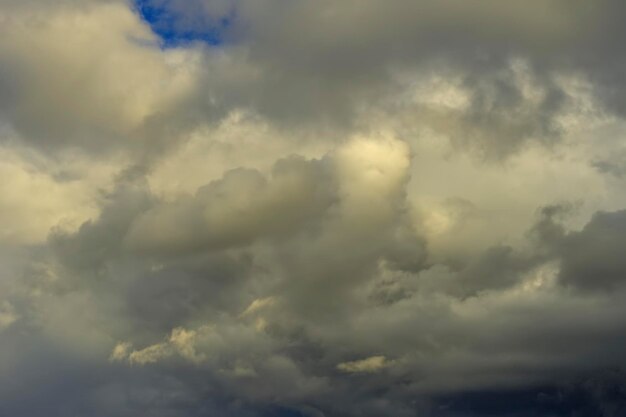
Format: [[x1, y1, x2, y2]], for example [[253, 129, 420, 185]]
[[133, 0, 232, 48]]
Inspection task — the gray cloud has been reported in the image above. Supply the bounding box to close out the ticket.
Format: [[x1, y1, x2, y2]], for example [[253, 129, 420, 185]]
[[127, 0, 617, 158], [125, 155, 337, 255], [558, 210, 626, 291], [2, 1, 626, 416]]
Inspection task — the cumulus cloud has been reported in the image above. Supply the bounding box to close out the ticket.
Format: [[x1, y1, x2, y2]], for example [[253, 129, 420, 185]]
[[3, 1, 626, 416], [124, 153, 337, 255], [0, 0, 201, 160]]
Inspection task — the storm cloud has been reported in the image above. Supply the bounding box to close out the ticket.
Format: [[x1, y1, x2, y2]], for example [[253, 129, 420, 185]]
[[2, 1, 626, 416]]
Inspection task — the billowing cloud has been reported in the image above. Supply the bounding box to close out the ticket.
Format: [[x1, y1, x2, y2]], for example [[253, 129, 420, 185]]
[[2, 1, 626, 416]]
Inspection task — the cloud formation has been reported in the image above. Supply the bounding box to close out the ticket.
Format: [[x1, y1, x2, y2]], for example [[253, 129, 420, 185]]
[[2, 1, 626, 416]]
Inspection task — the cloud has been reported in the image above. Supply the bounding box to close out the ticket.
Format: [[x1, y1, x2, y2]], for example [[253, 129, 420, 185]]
[[124, 154, 337, 255], [0, 0, 199, 157], [0, 302, 17, 331], [337, 356, 392, 374], [123, 326, 210, 365], [127, 0, 615, 159], [3, 1, 626, 416], [558, 210, 626, 291]]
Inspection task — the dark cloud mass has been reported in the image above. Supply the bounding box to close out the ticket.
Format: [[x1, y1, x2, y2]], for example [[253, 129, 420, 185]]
[[2, 1, 626, 416]]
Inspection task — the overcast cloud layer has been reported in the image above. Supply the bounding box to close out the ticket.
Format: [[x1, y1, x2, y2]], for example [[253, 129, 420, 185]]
[[3, 1, 626, 416]]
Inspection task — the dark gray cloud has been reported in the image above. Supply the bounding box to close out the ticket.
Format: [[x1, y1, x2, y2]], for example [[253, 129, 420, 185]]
[[0, 0, 608, 159], [123, 0, 625, 158], [558, 210, 626, 291], [5, 168, 626, 416]]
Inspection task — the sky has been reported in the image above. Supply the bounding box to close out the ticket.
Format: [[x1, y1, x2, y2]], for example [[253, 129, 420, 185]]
[[2, 1, 626, 416]]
